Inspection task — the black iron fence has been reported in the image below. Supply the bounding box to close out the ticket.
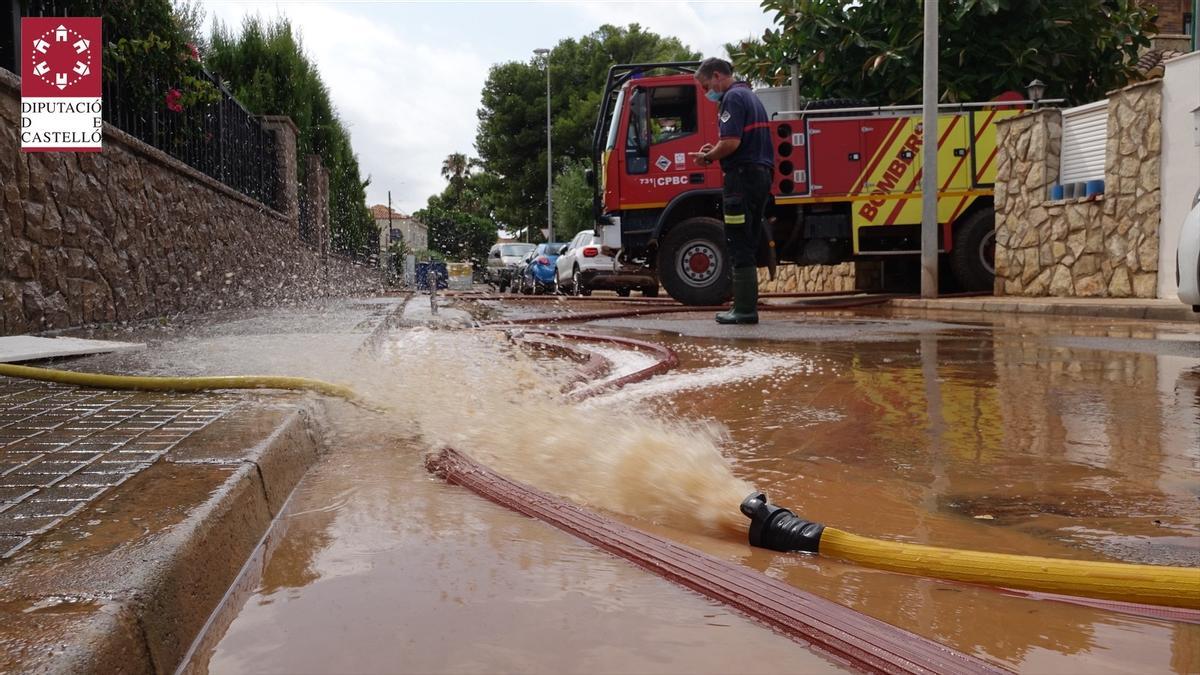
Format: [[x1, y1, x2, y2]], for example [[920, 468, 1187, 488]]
[[103, 64, 280, 211], [2, 0, 282, 212]]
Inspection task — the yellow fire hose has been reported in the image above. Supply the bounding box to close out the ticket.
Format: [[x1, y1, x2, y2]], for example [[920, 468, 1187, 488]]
[[3, 362, 1196, 609], [742, 493, 1199, 609], [0, 362, 365, 406], [820, 527, 1199, 609]]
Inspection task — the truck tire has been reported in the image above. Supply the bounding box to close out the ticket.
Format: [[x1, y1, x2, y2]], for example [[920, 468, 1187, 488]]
[[949, 206, 996, 292], [656, 217, 733, 306]]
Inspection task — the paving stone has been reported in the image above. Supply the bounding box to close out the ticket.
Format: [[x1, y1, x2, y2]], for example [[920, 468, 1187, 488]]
[[0, 486, 36, 504], [29, 486, 107, 503], [54, 473, 130, 489], [2, 498, 87, 519], [0, 475, 60, 488], [0, 535, 31, 559], [0, 514, 61, 536], [10, 457, 96, 474], [0, 379, 242, 551], [105, 451, 162, 463], [82, 460, 151, 475]]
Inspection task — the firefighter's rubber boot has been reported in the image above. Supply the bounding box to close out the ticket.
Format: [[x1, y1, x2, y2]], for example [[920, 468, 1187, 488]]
[[715, 267, 759, 325]]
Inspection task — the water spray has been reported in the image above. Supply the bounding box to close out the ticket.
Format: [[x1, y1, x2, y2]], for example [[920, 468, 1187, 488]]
[[741, 492, 1200, 610]]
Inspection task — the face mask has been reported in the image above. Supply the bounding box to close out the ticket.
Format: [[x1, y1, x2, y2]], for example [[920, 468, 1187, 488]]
[[705, 88, 723, 103]]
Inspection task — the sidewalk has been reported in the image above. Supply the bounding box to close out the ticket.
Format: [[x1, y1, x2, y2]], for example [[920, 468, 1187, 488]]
[[0, 296, 403, 674], [890, 296, 1198, 322]]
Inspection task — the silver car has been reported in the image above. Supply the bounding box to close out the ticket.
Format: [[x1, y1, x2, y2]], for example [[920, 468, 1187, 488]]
[[1178, 188, 1200, 311], [486, 243, 536, 292]]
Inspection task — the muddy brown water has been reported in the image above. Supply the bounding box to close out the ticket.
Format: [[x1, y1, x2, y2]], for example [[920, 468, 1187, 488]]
[[195, 303, 1199, 674]]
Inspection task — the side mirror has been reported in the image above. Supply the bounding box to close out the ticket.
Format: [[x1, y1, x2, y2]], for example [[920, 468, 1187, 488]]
[[558, 245, 569, 256], [585, 168, 595, 187]]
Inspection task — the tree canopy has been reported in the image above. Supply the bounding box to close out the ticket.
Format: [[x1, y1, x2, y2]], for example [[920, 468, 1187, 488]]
[[474, 24, 699, 240], [206, 17, 376, 259], [414, 155, 498, 269], [732, 0, 1157, 106]]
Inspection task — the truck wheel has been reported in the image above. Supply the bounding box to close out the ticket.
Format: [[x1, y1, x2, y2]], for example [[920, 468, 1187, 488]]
[[949, 206, 996, 292], [656, 217, 732, 306]]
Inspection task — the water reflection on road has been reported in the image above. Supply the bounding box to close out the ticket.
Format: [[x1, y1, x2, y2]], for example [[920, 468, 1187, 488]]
[[201, 303, 1199, 674], [626, 310, 1200, 673]]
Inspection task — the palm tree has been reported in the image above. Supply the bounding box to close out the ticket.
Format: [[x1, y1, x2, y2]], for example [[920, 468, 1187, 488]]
[[441, 152, 479, 181]]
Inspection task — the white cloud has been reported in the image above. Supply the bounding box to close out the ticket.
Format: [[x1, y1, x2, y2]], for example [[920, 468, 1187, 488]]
[[572, 1, 773, 59], [204, 2, 488, 214], [199, 1, 774, 216]]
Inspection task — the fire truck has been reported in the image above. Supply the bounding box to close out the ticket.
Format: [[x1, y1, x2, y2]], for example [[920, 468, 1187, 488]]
[[587, 62, 1025, 305]]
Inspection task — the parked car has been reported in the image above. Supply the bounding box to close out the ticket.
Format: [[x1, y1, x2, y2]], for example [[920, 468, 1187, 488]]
[[1178, 187, 1200, 312], [516, 243, 567, 295], [555, 229, 659, 297], [510, 249, 535, 294], [486, 242, 536, 292]]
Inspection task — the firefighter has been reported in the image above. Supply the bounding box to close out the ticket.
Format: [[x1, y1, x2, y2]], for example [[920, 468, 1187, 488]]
[[689, 57, 774, 325]]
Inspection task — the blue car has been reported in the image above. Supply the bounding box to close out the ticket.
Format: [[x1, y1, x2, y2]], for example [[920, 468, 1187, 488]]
[[517, 242, 567, 295]]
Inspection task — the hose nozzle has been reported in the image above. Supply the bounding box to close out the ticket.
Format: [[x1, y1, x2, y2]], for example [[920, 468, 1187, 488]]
[[741, 492, 825, 553]]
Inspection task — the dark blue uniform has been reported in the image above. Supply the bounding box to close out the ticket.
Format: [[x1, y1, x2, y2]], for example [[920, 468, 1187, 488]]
[[716, 82, 774, 270]]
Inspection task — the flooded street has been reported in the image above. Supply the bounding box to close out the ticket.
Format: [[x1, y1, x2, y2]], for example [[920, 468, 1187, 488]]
[[189, 298, 1198, 674]]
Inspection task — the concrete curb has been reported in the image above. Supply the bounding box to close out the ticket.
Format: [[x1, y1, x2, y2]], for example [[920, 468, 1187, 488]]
[[890, 298, 1198, 322], [0, 401, 326, 674]]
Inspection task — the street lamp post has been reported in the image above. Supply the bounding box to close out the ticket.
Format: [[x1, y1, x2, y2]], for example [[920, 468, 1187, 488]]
[[920, 0, 939, 299], [534, 47, 552, 243]]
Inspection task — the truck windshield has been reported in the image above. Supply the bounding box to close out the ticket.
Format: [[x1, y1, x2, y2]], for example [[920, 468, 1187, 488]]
[[604, 88, 626, 152]]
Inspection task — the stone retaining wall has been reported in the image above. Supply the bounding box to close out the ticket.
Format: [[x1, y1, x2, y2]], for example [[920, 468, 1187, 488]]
[[0, 69, 379, 335], [994, 80, 1162, 297], [757, 263, 856, 293], [757, 261, 883, 294]]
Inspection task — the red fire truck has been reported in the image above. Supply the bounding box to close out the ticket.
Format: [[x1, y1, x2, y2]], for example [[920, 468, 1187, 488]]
[[587, 62, 1025, 305]]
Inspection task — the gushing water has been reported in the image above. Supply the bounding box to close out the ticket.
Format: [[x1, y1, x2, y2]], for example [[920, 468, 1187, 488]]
[[347, 329, 755, 538]]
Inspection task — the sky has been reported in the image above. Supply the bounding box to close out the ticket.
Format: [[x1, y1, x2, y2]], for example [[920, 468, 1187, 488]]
[[200, 1, 776, 215]]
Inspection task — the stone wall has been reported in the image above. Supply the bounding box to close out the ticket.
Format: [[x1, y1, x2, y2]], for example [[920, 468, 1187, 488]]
[[0, 69, 379, 335], [757, 261, 882, 294], [757, 263, 855, 293], [994, 80, 1162, 297]]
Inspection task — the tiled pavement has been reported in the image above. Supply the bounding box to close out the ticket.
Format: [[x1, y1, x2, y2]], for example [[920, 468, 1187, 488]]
[[0, 377, 242, 559]]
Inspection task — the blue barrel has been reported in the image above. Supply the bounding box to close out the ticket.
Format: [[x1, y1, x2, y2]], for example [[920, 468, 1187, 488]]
[[415, 261, 449, 290]]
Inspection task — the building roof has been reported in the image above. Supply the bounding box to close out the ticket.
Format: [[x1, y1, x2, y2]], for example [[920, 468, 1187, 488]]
[[370, 204, 408, 220]]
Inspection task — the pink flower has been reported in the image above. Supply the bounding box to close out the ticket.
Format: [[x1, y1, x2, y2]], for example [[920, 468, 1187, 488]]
[[165, 88, 183, 113], [186, 43, 201, 62]]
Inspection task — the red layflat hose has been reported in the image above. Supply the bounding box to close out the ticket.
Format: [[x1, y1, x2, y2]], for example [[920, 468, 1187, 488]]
[[485, 295, 894, 326], [426, 447, 1008, 675]]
